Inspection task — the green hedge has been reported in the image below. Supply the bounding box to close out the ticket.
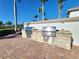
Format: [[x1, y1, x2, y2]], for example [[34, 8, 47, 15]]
[[0, 29, 15, 37]]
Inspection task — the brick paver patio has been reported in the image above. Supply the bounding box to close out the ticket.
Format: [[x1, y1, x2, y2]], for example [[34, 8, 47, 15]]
[[0, 34, 79, 59]]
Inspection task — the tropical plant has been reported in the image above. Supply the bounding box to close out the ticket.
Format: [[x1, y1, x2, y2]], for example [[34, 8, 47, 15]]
[[44, 18, 48, 20], [40, 0, 48, 21], [37, 8, 41, 21], [34, 15, 38, 21], [5, 21, 12, 26], [17, 24, 23, 29], [58, 0, 66, 18], [33, 20, 37, 22], [0, 21, 3, 27]]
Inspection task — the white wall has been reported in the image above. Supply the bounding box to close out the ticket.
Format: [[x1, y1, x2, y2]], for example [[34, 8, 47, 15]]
[[24, 22, 79, 46], [69, 11, 79, 18], [70, 22, 79, 45]]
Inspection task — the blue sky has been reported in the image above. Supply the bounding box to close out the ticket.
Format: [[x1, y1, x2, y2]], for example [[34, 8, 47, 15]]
[[0, 0, 79, 24]]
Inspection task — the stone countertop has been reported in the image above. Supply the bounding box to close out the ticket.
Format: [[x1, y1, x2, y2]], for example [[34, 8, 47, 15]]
[[33, 30, 71, 34], [56, 30, 71, 34]]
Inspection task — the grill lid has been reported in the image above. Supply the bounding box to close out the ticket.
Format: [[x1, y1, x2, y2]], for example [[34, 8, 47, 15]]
[[42, 26, 56, 32]]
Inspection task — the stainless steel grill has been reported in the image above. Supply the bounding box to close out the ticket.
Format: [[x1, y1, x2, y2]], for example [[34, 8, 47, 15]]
[[25, 27, 33, 38], [42, 31, 56, 37], [42, 26, 56, 37], [42, 26, 56, 43]]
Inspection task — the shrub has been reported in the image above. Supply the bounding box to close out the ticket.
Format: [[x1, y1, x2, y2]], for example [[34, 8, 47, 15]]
[[0, 29, 15, 37]]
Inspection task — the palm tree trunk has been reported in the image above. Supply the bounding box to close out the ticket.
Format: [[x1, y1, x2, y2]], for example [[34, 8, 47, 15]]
[[58, 3, 62, 19], [42, 2, 45, 21], [14, 0, 17, 32]]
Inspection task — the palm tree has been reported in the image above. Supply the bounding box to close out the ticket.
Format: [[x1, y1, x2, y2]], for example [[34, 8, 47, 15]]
[[40, 0, 48, 21], [14, 0, 17, 31], [14, 0, 20, 32], [58, 0, 66, 18], [37, 8, 41, 21], [34, 15, 38, 21]]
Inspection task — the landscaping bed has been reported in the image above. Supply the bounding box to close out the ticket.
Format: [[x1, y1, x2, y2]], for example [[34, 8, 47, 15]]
[[0, 29, 15, 37]]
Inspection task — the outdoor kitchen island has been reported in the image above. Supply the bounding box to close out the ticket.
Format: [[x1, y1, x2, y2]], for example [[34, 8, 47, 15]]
[[32, 29, 72, 50], [22, 27, 72, 50], [22, 17, 79, 50]]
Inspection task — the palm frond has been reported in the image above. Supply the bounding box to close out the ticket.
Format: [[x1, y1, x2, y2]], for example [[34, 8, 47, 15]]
[[38, 8, 41, 12], [58, 0, 66, 3], [58, 0, 67, 9], [40, 0, 48, 3], [34, 15, 38, 18]]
